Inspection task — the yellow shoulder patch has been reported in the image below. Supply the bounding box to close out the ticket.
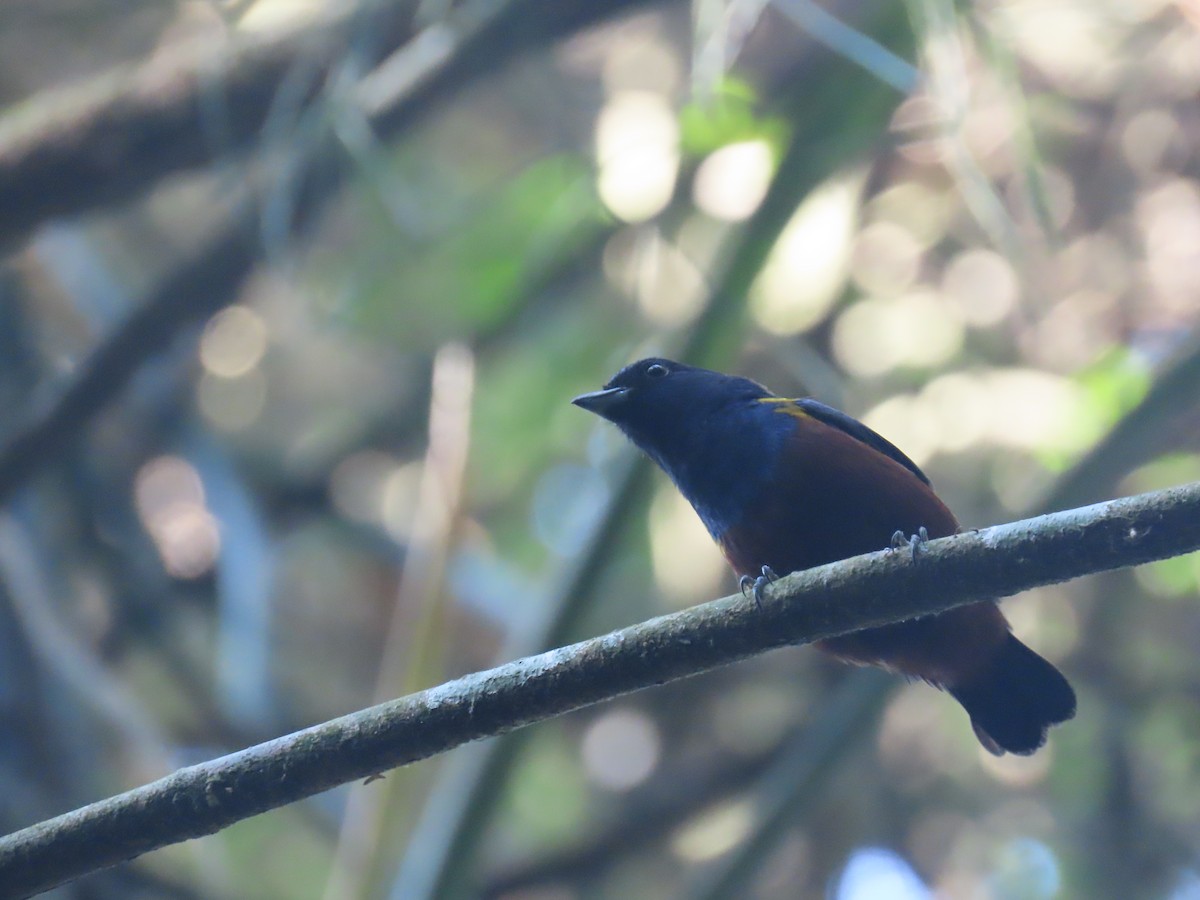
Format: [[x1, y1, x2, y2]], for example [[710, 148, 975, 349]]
[[756, 397, 810, 421]]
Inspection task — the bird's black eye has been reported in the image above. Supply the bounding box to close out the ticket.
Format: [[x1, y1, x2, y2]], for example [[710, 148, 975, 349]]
[[646, 363, 669, 379]]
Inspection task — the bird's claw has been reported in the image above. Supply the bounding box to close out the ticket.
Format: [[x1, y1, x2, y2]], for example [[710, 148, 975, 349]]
[[890, 526, 929, 563], [740, 566, 779, 609]]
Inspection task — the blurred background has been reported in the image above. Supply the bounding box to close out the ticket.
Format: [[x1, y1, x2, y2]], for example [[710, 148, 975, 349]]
[[2, 0, 1200, 897]]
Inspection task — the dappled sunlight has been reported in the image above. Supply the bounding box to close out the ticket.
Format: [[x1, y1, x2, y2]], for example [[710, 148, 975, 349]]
[[596, 91, 679, 222], [381, 461, 424, 543], [600, 27, 681, 95], [134, 455, 220, 579], [196, 305, 271, 430], [861, 368, 1090, 464], [631, 228, 709, 327], [832, 292, 965, 377], [648, 484, 727, 606], [868, 180, 956, 246], [1003, 590, 1081, 665], [602, 225, 710, 326], [581, 708, 661, 791], [849, 221, 923, 297], [1136, 177, 1200, 315], [237, 0, 331, 33], [835, 847, 930, 900], [199, 305, 268, 378], [751, 174, 862, 334], [993, 3, 1126, 98], [941, 248, 1017, 327], [693, 139, 773, 221], [1008, 162, 1075, 229], [987, 835, 1062, 898], [670, 799, 755, 863], [920, 803, 1062, 898]]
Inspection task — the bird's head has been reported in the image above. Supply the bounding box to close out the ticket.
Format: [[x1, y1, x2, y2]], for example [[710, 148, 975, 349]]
[[572, 358, 770, 462]]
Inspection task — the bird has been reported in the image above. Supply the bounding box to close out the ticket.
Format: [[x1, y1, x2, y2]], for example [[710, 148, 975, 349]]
[[572, 357, 1076, 755]]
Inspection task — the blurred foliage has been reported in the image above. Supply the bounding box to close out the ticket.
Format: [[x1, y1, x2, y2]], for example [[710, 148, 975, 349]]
[[679, 77, 789, 156], [3, 0, 1200, 899], [335, 154, 606, 343]]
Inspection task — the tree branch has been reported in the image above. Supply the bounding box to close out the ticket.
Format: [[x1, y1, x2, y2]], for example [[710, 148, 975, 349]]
[[0, 0, 669, 508], [0, 1, 421, 250], [0, 0, 675, 250], [3, 482, 1199, 897]]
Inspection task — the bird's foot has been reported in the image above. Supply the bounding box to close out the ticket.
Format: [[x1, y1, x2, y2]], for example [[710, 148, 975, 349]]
[[889, 526, 929, 563], [739, 566, 779, 609]]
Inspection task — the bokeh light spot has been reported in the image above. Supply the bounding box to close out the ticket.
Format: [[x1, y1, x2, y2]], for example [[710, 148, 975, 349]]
[[836, 847, 931, 900], [693, 140, 773, 221], [1137, 177, 1200, 313], [329, 451, 404, 527], [238, 0, 328, 32], [751, 174, 862, 335], [942, 249, 1018, 326], [134, 456, 219, 579], [861, 368, 1088, 467], [633, 230, 707, 327], [671, 799, 754, 862], [601, 33, 681, 95], [649, 484, 726, 606], [832, 292, 964, 377], [850, 221, 923, 297], [596, 91, 679, 222], [199, 305, 268, 378], [869, 181, 954, 246], [581, 708, 660, 791]]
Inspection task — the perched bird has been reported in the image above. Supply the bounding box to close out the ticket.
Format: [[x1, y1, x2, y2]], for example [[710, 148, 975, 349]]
[[573, 357, 1075, 755]]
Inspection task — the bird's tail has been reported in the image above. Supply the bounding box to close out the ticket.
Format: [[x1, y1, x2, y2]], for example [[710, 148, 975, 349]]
[[949, 634, 1076, 756]]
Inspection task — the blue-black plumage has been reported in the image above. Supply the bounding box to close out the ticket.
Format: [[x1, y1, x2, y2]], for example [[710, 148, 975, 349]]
[[574, 357, 1076, 755]]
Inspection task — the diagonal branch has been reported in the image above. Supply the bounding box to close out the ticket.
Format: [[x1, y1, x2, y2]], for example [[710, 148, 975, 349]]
[[0, 220, 258, 505], [0, 0, 674, 249], [0, 1, 422, 250], [3, 481, 1200, 898]]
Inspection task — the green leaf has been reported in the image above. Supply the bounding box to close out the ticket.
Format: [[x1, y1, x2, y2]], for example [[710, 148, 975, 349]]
[[679, 77, 788, 158]]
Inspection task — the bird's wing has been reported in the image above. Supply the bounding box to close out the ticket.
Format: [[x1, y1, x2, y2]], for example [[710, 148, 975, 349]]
[[790, 398, 932, 486]]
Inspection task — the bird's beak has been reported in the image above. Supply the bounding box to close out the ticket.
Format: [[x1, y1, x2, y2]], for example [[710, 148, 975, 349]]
[[571, 386, 628, 416]]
